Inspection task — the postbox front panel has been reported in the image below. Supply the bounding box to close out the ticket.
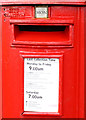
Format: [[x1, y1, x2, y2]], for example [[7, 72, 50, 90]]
[[2, 5, 84, 118]]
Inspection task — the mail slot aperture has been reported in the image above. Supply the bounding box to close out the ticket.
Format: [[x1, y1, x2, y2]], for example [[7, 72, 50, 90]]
[[13, 25, 73, 46]]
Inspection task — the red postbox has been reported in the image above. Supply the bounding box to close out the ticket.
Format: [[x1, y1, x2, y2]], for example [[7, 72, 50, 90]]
[[0, 0, 85, 119]]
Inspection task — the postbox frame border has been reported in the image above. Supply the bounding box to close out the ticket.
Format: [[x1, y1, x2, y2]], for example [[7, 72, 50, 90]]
[[20, 52, 63, 117]]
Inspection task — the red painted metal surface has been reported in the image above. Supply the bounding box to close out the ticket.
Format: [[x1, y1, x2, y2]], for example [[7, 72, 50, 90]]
[[0, 7, 2, 120], [1, 3, 85, 119], [0, 0, 86, 5]]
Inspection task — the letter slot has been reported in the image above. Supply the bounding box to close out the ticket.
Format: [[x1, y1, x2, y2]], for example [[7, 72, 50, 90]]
[[13, 25, 73, 46]]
